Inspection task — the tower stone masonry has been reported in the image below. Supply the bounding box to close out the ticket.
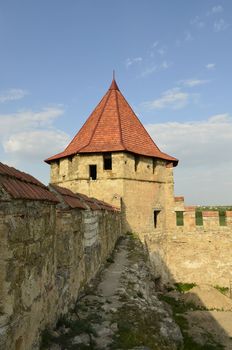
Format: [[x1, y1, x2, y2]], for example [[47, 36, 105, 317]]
[[45, 78, 178, 235]]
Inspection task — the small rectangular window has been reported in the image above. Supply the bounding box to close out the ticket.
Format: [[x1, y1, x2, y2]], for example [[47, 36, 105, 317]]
[[152, 159, 157, 174], [195, 211, 203, 226], [176, 211, 184, 226], [103, 153, 112, 170], [154, 210, 160, 228], [89, 165, 97, 180], [135, 155, 140, 172], [219, 211, 226, 226]]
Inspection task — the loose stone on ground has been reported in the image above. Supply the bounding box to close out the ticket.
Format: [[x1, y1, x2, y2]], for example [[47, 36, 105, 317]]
[[41, 235, 182, 349]]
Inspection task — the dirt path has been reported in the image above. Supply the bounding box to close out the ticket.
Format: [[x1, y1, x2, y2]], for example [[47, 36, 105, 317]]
[[41, 235, 182, 350], [97, 244, 128, 303]]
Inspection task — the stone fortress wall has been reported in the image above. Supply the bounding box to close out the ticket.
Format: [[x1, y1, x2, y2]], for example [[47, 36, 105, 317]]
[[146, 196, 232, 288], [0, 163, 121, 350], [50, 151, 232, 290]]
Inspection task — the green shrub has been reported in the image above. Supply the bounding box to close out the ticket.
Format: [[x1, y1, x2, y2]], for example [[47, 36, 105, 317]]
[[174, 282, 196, 293], [214, 285, 229, 295]]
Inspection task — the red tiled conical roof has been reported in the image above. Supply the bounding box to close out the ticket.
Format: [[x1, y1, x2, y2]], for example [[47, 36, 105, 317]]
[[45, 79, 178, 166]]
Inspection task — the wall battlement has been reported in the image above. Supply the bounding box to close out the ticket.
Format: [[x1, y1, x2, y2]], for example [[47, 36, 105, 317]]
[[171, 196, 232, 231], [146, 195, 232, 288]]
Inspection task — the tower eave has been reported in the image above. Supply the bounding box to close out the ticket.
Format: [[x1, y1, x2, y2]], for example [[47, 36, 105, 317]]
[[45, 148, 178, 167]]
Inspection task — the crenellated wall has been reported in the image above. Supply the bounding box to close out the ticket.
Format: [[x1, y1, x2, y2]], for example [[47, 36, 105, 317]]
[[146, 196, 232, 288], [0, 188, 121, 350]]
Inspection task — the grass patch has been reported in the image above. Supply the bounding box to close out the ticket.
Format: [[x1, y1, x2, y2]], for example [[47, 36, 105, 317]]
[[126, 231, 140, 240], [160, 295, 203, 313], [174, 282, 196, 293], [214, 285, 229, 296], [110, 304, 173, 349]]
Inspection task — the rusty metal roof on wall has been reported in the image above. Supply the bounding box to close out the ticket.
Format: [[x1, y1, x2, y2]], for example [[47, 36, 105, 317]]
[[45, 78, 178, 166], [0, 162, 58, 203], [50, 184, 119, 211]]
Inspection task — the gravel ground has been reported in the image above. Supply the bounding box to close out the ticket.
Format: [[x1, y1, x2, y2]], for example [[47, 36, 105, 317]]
[[41, 235, 182, 350]]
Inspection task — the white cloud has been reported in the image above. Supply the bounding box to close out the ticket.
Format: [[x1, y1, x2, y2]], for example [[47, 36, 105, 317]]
[[0, 106, 70, 162], [160, 61, 171, 70], [211, 5, 223, 14], [191, 16, 205, 29], [4, 130, 69, 160], [140, 65, 157, 77], [143, 88, 190, 110], [157, 47, 166, 56], [184, 31, 193, 42], [0, 107, 64, 135], [0, 89, 28, 103], [125, 57, 143, 68], [140, 61, 172, 78], [180, 79, 209, 87], [206, 63, 216, 70], [150, 41, 167, 57], [191, 7, 228, 34], [152, 41, 159, 48], [145, 113, 232, 204], [176, 32, 193, 47], [214, 18, 229, 32]]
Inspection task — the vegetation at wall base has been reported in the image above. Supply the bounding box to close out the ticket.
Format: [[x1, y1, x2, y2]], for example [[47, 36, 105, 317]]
[[159, 295, 225, 350], [214, 285, 229, 296], [174, 282, 197, 293]]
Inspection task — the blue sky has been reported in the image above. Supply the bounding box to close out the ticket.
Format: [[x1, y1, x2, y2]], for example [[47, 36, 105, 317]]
[[0, 0, 232, 204]]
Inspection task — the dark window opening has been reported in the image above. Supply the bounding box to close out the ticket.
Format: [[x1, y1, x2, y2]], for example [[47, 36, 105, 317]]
[[176, 211, 184, 226], [219, 211, 226, 226], [152, 159, 157, 174], [195, 211, 203, 226], [154, 210, 160, 228], [103, 153, 112, 170], [135, 155, 140, 172], [89, 165, 97, 180]]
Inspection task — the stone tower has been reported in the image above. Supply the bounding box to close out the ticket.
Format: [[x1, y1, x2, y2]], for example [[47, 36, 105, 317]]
[[45, 78, 178, 235]]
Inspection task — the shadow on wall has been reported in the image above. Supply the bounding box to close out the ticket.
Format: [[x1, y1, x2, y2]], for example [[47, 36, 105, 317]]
[[143, 239, 232, 349], [121, 208, 232, 348]]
